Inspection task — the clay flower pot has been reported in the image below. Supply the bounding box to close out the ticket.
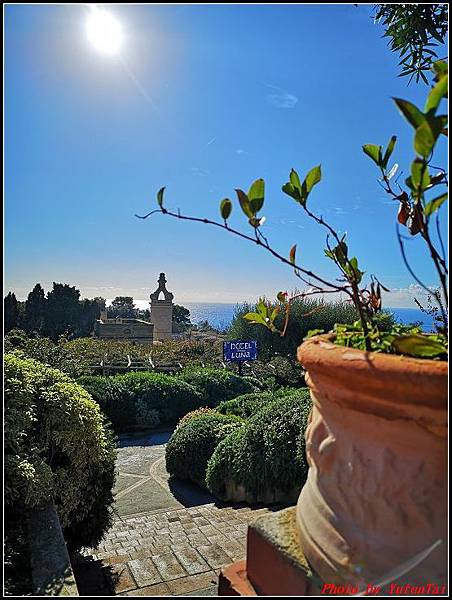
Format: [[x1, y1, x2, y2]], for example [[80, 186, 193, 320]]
[[296, 334, 447, 588]]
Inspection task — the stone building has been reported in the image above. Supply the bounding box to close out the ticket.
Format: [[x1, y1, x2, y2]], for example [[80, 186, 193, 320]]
[[94, 310, 154, 343], [150, 273, 174, 341]]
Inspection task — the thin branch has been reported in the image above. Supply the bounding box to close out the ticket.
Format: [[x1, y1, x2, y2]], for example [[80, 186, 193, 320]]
[[136, 207, 351, 297]]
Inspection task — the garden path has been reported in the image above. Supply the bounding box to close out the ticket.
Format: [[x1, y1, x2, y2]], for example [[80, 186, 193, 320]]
[[73, 430, 272, 596]]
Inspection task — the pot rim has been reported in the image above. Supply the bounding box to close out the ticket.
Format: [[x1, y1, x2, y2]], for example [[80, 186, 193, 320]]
[[297, 333, 447, 413]]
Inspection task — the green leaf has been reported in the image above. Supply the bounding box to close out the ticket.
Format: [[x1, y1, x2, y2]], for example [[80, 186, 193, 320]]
[[305, 329, 325, 340], [382, 136, 397, 169], [425, 74, 448, 113], [432, 60, 448, 82], [243, 312, 266, 325], [411, 159, 430, 189], [289, 169, 302, 194], [414, 121, 435, 157], [362, 144, 382, 166], [393, 98, 425, 129], [424, 193, 447, 217], [256, 300, 267, 316], [281, 182, 302, 202], [392, 334, 447, 358], [346, 257, 363, 284], [248, 178, 265, 213], [220, 198, 232, 220], [157, 187, 165, 209], [235, 189, 254, 218], [304, 165, 322, 194], [289, 244, 297, 265]]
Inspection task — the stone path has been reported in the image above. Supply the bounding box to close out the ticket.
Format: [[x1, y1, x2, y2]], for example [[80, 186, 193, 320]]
[[73, 431, 272, 596]]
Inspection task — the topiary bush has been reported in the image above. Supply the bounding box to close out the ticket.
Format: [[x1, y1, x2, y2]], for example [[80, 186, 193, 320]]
[[165, 412, 244, 487], [4, 353, 116, 551], [177, 367, 254, 406], [206, 390, 312, 503]]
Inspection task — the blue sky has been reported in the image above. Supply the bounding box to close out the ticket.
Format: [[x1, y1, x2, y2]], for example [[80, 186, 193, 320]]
[[5, 4, 448, 306]]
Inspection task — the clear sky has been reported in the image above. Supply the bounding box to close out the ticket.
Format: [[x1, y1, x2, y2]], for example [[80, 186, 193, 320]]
[[4, 3, 448, 307]]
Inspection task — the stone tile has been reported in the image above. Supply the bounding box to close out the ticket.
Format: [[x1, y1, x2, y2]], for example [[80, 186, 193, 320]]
[[128, 558, 162, 587], [198, 544, 234, 570], [151, 552, 187, 581], [193, 517, 210, 527], [171, 545, 211, 575], [165, 571, 218, 595], [102, 553, 131, 566], [111, 563, 137, 594], [123, 582, 170, 596]]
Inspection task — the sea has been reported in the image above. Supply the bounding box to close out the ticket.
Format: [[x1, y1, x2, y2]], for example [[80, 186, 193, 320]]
[[132, 299, 435, 331], [181, 303, 435, 332]]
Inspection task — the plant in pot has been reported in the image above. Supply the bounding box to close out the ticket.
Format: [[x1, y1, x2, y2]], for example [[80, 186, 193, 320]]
[[137, 61, 447, 591]]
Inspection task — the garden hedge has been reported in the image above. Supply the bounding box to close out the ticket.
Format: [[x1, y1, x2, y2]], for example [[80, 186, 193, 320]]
[[4, 353, 116, 550], [206, 390, 312, 503], [78, 371, 202, 432], [165, 412, 244, 487], [216, 391, 276, 419], [177, 366, 255, 406]]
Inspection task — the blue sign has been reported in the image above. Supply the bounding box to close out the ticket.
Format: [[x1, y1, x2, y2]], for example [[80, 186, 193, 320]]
[[223, 340, 258, 362]]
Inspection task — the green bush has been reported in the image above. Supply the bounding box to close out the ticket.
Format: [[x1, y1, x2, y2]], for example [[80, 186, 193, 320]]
[[206, 390, 312, 503], [217, 392, 276, 418], [77, 375, 132, 430], [4, 354, 116, 551], [175, 407, 217, 430], [78, 371, 202, 432], [177, 367, 254, 406], [228, 298, 359, 360], [166, 412, 244, 487]]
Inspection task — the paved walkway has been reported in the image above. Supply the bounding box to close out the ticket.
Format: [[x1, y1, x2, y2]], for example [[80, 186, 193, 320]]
[[73, 431, 272, 596]]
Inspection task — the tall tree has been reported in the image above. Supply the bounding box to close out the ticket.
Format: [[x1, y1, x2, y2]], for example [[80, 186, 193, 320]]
[[4, 292, 18, 333], [44, 283, 81, 340], [23, 283, 46, 334], [77, 298, 103, 337], [108, 297, 137, 319]]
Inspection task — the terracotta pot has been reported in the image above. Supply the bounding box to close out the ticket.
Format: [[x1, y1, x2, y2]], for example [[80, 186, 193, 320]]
[[296, 334, 447, 588]]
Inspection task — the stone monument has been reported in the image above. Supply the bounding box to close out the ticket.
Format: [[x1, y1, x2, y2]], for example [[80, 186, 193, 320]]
[[150, 273, 174, 341]]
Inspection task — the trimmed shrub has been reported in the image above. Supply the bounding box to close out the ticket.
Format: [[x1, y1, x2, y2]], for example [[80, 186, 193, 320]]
[[78, 371, 202, 432], [166, 413, 244, 487], [217, 392, 276, 419], [4, 354, 116, 550], [177, 367, 254, 406], [175, 407, 217, 431], [77, 375, 132, 430], [206, 391, 312, 503]]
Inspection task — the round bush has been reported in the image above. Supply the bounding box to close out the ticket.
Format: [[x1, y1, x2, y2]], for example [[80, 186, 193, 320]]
[[217, 392, 276, 419], [166, 412, 244, 487], [177, 367, 254, 406], [206, 391, 312, 503], [175, 407, 217, 431], [4, 354, 116, 550]]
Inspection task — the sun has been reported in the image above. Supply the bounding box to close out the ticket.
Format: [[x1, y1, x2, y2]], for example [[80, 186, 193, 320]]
[[86, 6, 123, 56]]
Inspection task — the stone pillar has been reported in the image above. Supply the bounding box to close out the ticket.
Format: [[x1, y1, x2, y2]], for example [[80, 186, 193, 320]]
[[150, 273, 174, 341]]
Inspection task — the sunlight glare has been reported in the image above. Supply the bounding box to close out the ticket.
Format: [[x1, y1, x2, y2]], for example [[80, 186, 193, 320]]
[[86, 6, 123, 56]]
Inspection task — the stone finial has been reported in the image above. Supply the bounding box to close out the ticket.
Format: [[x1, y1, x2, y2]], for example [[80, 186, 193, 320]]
[[150, 272, 174, 302]]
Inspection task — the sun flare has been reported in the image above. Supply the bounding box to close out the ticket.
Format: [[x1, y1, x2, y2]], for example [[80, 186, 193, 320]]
[[86, 6, 123, 55]]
